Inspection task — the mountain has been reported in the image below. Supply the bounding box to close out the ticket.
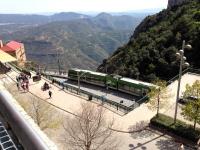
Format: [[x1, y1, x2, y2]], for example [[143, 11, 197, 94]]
[[0, 14, 49, 24], [93, 13, 142, 30], [97, 0, 200, 82], [51, 12, 90, 22], [0, 12, 90, 24], [168, 0, 188, 8], [2, 13, 143, 70]]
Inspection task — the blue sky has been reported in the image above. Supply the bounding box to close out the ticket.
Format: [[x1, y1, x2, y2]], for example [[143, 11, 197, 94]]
[[0, 0, 168, 14]]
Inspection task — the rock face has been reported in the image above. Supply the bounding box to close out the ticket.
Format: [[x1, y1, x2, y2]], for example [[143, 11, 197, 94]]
[[168, 0, 187, 8]]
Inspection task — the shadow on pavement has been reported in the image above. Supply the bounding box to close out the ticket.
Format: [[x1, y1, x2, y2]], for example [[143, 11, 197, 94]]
[[129, 128, 155, 139], [155, 139, 178, 150], [129, 143, 147, 150], [128, 121, 155, 139]]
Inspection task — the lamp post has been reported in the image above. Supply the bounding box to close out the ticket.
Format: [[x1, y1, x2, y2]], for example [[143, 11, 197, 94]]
[[174, 40, 192, 123], [156, 88, 161, 117]]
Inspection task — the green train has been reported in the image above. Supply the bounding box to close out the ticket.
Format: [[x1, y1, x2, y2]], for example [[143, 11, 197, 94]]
[[68, 68, 155, 96]]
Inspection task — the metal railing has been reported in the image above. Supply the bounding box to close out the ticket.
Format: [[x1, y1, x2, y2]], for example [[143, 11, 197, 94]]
[[11, 63, 200, 114], [42, 73, 133, 114], [0, 90, 55, 150], [167, 68, 190, 85], [166, 67, 200, 85]]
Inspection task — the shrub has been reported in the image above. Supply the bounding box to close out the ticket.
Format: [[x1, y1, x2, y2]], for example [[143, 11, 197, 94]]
[[150, 113, 200, 142]]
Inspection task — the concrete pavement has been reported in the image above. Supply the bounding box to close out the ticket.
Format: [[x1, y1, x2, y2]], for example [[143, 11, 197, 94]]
[[2, 69, 199, 149]]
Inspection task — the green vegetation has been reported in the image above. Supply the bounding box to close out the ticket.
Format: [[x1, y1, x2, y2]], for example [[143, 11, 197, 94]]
[[150, 113, 200, 142], [147, 80, 171, 116], [3, 13, 142, 70], [181, 80, 200, 130], [98, 0, 200, 82]]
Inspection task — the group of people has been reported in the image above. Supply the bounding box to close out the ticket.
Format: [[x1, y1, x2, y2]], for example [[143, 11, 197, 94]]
[[16, 73, 30, 92], [16, 73, 53, 98]]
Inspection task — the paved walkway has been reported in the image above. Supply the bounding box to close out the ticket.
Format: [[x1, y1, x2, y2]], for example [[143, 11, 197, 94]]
[[54, 77, 140, 107], [3, 70, 199, 150]]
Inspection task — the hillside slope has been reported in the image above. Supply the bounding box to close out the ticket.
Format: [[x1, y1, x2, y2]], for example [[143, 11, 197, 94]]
[[3, 14, 142, 70], [98, 0, 200, 82]]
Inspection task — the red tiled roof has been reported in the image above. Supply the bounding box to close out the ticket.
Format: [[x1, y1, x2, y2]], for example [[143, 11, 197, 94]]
[[0, 46, 16, 52], [0, 41, 22, 52], [6, 41, 22, 50]]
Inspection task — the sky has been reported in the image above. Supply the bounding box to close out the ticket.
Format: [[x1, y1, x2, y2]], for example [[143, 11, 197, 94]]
[[0, 0, 168, 14]]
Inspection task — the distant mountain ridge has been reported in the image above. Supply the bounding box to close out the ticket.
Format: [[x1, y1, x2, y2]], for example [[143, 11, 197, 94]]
[[0, 12, 90, 24], [2, 12, 144, 70]]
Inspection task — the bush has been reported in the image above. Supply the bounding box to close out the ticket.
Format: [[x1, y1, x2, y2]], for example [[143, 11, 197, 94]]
[[150, 113, 200, 142]]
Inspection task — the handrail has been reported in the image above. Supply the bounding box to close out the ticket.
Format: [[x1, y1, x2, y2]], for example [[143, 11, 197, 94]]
[[0, 89, 56, 150], [9, 63, 200, 114], [167, 68, 190, 85]]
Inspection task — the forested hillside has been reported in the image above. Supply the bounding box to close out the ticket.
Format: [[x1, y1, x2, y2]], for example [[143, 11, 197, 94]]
[[98, 0, 200, 82], [2, 13, 142, 70]]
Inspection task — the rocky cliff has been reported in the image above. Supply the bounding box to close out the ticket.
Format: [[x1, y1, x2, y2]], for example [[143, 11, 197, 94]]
[[168, 0, 188, 8]]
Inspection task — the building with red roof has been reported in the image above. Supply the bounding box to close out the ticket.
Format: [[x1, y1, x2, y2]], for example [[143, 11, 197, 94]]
[[0, 40, 26, 66]]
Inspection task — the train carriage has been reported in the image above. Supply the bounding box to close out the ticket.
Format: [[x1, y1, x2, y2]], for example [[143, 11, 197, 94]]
[[118, 77, 154, 96], [68, 68, 155, 97], [105, 74, 122, 90], [68, 68, 107, 87], [83, 71, 106, 86], [68, 69, 79, 80]]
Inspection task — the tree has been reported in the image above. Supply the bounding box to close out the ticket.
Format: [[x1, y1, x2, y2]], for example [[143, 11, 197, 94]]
[[147, 80, 171, 116], [4, 84, 61, 131], [62, 102, 119, 150], [181, 80, 200, 130], [21, 98, 61, 131]]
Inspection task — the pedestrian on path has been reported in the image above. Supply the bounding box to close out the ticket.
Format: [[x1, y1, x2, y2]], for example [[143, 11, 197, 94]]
[[16, 76, 19, 82], [48, 90, 52, 99], [197, 138, 200, 150], [25, 82, 29, 92], [16, 82, 20, 90], [52, 79, 55, 84], [62, 83, 65, 90], [178, 143, 184, 150]]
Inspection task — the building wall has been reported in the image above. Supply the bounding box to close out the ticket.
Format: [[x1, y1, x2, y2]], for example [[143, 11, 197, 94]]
[[0, 43, 27, 66], [0, 40, 3, 48], [15, 44, 26, 66]]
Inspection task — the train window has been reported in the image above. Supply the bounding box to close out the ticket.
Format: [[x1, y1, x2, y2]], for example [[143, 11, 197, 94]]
[[135, 88, 141, 94], [123, 85, 130, 91], [130, 87, 136, 92], [143, 89, 149, 94]]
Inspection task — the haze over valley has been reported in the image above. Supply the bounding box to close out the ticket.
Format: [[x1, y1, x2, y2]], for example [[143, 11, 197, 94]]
[[0, 12, 151, 70]]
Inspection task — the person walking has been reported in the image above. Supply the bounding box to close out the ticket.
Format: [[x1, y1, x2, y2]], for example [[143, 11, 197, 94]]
[[25, 82, 29, 92], [52, 79, 55, 84], [62, 83, 65, 90], [16, 82, 20, 90], [48, 90, 52, 99], [178, 143, 184, 150], [22, 83, 26, 92], [197, 138, 200, 150], [16, 76, 19, 82]]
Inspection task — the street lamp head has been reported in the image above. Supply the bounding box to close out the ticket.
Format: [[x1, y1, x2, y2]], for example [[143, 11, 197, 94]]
[[185, 44, 192, 50], [176, 52, 181, 58], [184, 62, 190, 67], [179, 49, 184, 54]]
